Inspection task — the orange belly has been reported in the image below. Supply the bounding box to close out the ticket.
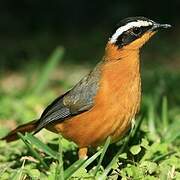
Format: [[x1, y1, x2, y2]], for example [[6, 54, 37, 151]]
[[47, 107, 133, 148], [47, 55, 141, 148]]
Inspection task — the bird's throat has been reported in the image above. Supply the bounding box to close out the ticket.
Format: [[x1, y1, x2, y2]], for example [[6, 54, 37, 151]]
[[100, 44, 141, 119]]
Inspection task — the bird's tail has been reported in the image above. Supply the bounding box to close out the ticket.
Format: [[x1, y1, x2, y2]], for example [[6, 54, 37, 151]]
[[1, 120, 38, 142]]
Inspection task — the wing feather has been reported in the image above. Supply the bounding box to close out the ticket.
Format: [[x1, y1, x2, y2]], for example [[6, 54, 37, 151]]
[[34, 61, 103, 133]]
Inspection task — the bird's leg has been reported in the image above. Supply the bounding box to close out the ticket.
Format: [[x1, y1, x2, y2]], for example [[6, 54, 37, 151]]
[[78, 147, 88, 159]]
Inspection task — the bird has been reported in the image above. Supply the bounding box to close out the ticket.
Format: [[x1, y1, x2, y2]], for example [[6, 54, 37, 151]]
[[1, 17, 171, 159]]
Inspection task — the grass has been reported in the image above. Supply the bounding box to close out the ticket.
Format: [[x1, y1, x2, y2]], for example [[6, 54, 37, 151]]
[[0, 49, 180, 179]]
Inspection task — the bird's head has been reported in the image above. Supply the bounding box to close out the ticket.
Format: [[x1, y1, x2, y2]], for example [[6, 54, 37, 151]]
[[108, 16, 171, 52]]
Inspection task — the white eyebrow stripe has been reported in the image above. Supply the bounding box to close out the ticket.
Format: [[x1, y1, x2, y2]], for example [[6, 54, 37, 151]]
[[110, 20, 153, 43]]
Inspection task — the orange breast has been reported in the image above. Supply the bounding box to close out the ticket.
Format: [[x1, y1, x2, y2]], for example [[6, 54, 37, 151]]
[[48, 49, 141, 148]]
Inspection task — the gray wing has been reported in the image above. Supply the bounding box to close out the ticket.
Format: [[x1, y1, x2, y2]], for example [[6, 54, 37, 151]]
[[34, 62, 103, 133]]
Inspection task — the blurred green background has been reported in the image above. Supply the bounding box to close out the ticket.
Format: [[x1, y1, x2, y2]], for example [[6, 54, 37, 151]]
[[0, 1, 180, 179]]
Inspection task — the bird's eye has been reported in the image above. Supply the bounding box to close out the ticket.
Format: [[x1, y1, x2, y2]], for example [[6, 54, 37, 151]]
[[132, 27, 141, 36]]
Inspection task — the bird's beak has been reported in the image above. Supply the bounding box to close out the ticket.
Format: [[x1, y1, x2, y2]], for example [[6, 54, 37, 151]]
[[150, 22, 172, 31]]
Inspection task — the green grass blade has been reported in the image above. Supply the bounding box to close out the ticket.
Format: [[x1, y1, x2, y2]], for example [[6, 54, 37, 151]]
[[55, 136, 64, 180], [25, 133, 58, 160], [94, 136, 111, 176], [153, 151, 176, 163], [33, 47, 64, 94], [18, 133, 48, 169], [64, 150, 102, 179], [147, 98, 156, 138], [11, 160, 25, 180], [161, 96, 168, 132], [162, 119, 180, 143], [64, 159, 86, 179], [130, 114, 145, 142], [99, 133, 132, 179], [81, 150, 102, 169]]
